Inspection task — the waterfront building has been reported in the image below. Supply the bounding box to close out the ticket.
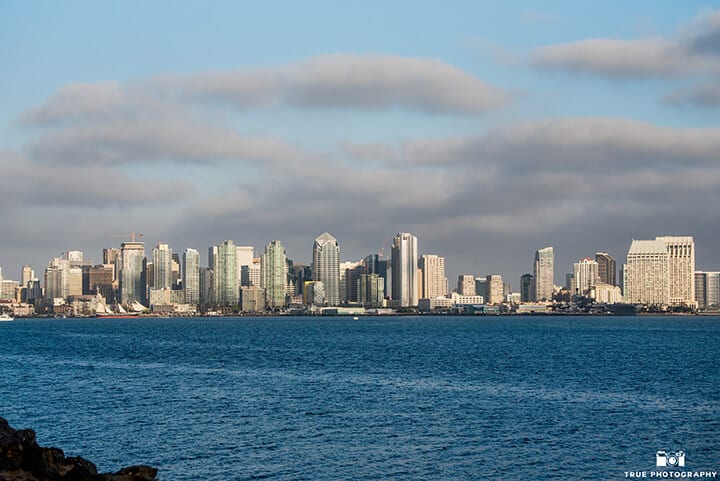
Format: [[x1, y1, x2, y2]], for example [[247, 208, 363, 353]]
[[457, 274, 476, 296], [199, 267, 212, 305], [520, 274, 534, 302], [624, 239, 669, 305], [236, 246, 254, 288], [572, 258, 599, 296], [212, 240, 238, 306], [534, 246, 554, 302], [171, 253, 181, 290], [419, 254, 447, 299], [341, 261, 363, 304], [119, 240, 146, 306], [183, 248, 200, 305], [0, 280, 19, 301], [358, 273, 385, 308], [262, 240, 287, 310], [313, 232, 340, 306], [152, 243, 172, 290], [657, 236, 696, 307], [694, 271, 720, 309], [485, 274, 504, 304], [391, 233, 418, 307], [595, 252, 616, 286], [21, 266, 34, 287], [240, 286, 266, 312], [589, 284, 623, 304], [241, 259, 262, 287], [88, 264, 115, 303], [303, 280, 325, 306]]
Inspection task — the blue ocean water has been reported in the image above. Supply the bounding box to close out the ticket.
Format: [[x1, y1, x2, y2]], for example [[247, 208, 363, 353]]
[[1, 316, 718, 480]]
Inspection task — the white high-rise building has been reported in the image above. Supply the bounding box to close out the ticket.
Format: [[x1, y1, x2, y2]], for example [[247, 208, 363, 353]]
[[533, 246, 554, 301], [119, 241, 145, 305], [152, 243, 172, 290], [625, 239, 669, 305], [313, 232, 340, 306], [485, 274, 504, 304], [572, 258, 599, 295], [419, 254, 447, 299], [456, 274, 476, 296], [183, 248, 200, 305], [236, 246, 254, 287], [656, 236, 696, 307], [391, 232, 418, 307]]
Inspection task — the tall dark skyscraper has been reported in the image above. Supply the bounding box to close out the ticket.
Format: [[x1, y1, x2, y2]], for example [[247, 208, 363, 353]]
[[595, 252, 616, 286]]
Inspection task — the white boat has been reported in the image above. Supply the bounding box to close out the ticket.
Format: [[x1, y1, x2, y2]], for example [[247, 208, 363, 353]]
[[0, 313, 14, 322]]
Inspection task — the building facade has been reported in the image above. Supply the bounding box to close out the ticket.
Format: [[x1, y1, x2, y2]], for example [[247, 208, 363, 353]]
[[391, 232, 418, 307], [534, 246, 554, 302], [183, 248, 200, 305], [419, 254, 447, 299], [312, 232, 340, 306], [262, 240, 287, 310]]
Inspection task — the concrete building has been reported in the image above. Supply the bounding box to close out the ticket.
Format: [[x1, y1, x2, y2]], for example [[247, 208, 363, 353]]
[[694, 271, 720, 309], [589, 284, 623, 304], [313, 232, 340, 306], [657, 236, 696, 308], [595, 252, 616, 286], [341, 261, 363, 304], [572, 258, 599, 296], [240, 286, 266, 312], [624, 239, 669, 306], [534, 246, 554, 302], [419, 254, 447, 299], [485, 274, 504, 305], [457, 274, 476, 296], [391, 232, 418, 307]]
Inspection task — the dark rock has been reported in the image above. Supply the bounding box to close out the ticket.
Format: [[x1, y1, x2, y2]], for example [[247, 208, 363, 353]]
[[0, 418, 159, 481]]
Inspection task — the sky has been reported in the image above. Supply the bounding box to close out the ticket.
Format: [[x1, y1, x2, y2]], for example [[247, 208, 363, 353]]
[[1, 1, 720, 288]]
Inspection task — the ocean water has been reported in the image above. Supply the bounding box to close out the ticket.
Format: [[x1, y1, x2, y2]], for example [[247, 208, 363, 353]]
[[1, 316, 718, 480]]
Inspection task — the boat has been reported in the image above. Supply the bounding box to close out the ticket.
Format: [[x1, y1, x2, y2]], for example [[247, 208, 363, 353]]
[[0, 313, 14, 322]]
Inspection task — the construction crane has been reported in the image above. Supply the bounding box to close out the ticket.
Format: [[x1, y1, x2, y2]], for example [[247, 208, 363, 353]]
[[378, 237, 388, 258], [112, 232, 143, 243]]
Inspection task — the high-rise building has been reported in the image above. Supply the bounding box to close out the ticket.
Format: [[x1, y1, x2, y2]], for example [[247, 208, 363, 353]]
[[359, 273, 384, 307], [657, 236, 696, 307], [88, 264, 115, 303], [391, 233, 418, 307], [66, 250, 83, 263], [485, 274, 504, 304], [21, 266, 34, 287], [572, 258, 599, 296], [419, 254, 447, 299], [212, 240, 238, 306], [341, 261, 363, 304], [695, 271, 720, 309], [595, 252, 616, 286], [625, 239, 669, 305], [199, 267, 212, 305], [312, 232, 340, 306], [534, 246, 554, 301], [152, 243, 173, 290], [236, 246, 254, 288], [457, 274, 476, 296], [171, 253, 181, 290], [520, 274, 534, 302], [241, 259, 262, 287], [119, 240, 146, 305], [183, 248, 200, 305], [262, 240, 287, 310]]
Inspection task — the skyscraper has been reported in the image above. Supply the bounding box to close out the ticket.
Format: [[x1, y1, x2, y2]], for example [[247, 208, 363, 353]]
[[520, 273, 534, 302], [183, 248, 200, 305], [625, 239, 669, 305], [485, 274, 504, 304], [391, 232, 418, 307], [313, 232, 340, 306], [457, 274, 476, 296], [572, 258, 599, 295], [595, 252, 616, 286], [212, 240, 238, 306], [119, 240, 146, 305], [152, 243, 172, 290], [534, 246, 554, 301], [262, 240, 287, 310], [657, 236, 696, 307], [419, 254, 447, 299]]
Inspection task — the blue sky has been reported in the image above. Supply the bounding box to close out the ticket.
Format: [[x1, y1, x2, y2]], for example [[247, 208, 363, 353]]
[[1, 1, 719, 286]]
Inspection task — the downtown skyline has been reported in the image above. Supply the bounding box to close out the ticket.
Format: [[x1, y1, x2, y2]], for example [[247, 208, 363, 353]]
[[2, 2, 720, 286]]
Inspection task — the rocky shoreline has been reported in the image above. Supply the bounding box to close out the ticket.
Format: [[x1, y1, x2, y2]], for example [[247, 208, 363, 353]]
[[0, 418, 158, 481]]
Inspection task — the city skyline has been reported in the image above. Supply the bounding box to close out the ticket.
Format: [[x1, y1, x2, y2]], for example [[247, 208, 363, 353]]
[[2, 2, 720, 287]]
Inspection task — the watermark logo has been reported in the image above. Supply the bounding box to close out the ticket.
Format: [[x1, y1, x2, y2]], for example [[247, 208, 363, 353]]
[[623, 450, 717, 479], [657, 450, 686, 468]]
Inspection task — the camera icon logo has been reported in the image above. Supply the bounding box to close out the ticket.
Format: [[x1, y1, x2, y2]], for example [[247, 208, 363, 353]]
[[656, 450, 685, 468]]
